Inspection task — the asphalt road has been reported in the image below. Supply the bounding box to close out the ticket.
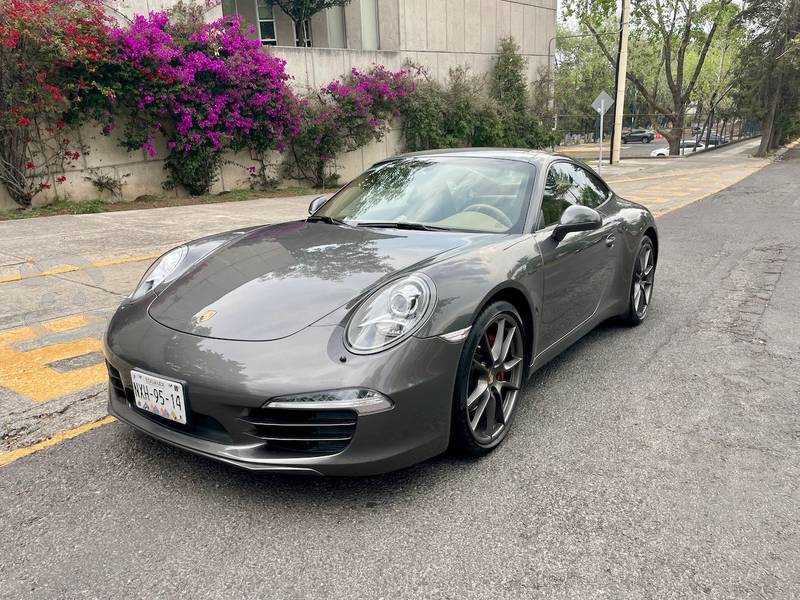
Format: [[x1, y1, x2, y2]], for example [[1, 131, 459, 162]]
[[1, 148, 799, 599]]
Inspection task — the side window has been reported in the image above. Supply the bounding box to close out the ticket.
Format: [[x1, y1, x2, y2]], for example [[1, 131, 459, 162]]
[[571, 165, 609, 209], [540, 163, 578, 227]]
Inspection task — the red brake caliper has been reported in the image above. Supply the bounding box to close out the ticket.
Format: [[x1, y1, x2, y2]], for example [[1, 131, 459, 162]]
[[487, 327, 505, 379]]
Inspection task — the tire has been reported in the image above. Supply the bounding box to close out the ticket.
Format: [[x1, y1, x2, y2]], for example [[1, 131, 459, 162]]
[[644, 137, 652, 144], [450, 301, 526, 457], [623, 236, 656, 326]]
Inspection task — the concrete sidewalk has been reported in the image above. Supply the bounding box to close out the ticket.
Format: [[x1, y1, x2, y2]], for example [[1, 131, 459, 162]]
[[0, 137, 774, 457]]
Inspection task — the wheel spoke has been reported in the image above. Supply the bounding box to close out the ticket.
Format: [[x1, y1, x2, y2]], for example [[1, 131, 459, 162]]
[[466, 379, 489, 409], [469, 391, 490, 430], [472, 358, 489, 374], [493, 389, 506, 425], [501, 356, 522, 372], [481, 332, 494, 364], [643, 282, 653, 304], [498, 325, 516, 366], [633, 282, 642, 309], [643, 264, 654, 278], [491, 319, 506, 363], [484, 389, 497, 429], [640, 248, 651, 272], [498, 381, 519, 392]]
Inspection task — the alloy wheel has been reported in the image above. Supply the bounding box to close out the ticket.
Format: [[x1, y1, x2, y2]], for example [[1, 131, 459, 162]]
[[466, 315, 524, 445], [633, 244, 655, 318]]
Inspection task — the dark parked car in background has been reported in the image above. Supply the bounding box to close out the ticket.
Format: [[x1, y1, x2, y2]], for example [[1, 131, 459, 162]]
[[702, 133, 729, 146], [621, 128, 655, 143]]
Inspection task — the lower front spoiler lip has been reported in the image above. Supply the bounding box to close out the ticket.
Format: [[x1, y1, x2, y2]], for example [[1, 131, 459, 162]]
[[109, 402, 324, 475]]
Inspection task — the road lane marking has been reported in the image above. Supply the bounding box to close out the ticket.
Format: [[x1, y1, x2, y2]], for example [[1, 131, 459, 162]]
[[0, 252, 161, 285], [0, 315, 106, 403], [606, 164, 748, 185], [41, 314, 91, 333], [0, 417, 116, 467]]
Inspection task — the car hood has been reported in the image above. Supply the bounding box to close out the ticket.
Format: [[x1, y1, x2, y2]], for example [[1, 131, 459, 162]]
[[147, 221, 473, 341]]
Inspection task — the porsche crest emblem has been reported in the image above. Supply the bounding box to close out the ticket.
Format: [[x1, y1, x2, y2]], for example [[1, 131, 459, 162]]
[[196, 309, 217, 323]]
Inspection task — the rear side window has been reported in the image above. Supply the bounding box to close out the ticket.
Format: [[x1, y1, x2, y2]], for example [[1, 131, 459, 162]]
[[539, 162, 610, 228], [569, 165, 609, 209], [540, 164, 577, 227]]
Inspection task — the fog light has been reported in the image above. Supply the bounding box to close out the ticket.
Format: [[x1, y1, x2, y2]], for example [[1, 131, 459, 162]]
[[266, 389, 393, 415]]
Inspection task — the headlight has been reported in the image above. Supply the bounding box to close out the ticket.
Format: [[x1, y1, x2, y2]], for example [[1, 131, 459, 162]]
[[346, 274, 435, 353], [130, 245, 188, 300]]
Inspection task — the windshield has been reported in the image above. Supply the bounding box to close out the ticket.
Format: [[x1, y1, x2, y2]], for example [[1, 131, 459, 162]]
[[317, 157, 536, 233]]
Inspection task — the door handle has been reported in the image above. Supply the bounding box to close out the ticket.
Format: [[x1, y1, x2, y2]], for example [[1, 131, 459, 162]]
[[605, 233, 616, 247]]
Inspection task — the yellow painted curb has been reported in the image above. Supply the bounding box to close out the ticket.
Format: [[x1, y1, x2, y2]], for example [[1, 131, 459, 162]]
[[0, 416, 116, 467]]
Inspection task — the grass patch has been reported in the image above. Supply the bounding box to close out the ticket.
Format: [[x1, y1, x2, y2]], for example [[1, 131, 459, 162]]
[[0, 186, 328, 221]]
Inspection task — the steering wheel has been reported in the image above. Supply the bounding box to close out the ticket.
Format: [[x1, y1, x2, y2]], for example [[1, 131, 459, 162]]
[[463, 203, 514, 229]]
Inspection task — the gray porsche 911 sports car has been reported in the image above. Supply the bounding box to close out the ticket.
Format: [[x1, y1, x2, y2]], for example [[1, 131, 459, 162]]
[[104, 149, 658, 476]]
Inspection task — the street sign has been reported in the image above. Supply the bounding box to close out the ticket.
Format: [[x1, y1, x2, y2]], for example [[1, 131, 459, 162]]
[[591, 91, 615, 173], [592, 91, 614, 114]]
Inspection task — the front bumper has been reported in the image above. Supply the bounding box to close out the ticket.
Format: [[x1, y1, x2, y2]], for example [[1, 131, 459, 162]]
[[104, 305, 462, 476]]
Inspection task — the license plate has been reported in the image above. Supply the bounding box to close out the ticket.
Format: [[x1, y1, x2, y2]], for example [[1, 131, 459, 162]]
[[131, 370, 187, 424]]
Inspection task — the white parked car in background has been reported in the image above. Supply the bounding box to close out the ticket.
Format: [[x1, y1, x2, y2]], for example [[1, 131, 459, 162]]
[[651, 140, 706, 158]]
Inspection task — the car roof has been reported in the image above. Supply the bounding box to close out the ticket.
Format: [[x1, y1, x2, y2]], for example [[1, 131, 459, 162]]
[[383, 147, 560, 167]]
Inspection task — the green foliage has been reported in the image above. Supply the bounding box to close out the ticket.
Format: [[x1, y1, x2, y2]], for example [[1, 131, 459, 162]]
[[733, 0, 800, 154], [285, 66, 416, 187], [563, 0, 741, 154], [164, 146, 221, 195], [401, 39, 557, 152], [492, 37, 528, 111]]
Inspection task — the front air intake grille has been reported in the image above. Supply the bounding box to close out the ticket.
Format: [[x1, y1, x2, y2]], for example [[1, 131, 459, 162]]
[[106, 363, 125, 398], [239, 407, 357, 455]]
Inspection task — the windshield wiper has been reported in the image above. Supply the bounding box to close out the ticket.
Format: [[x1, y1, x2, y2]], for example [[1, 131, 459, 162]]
[[356, 221, 451, 232], [306, 215, 347, 226]]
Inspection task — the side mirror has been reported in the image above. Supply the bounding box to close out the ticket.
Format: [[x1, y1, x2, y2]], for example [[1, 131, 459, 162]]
[[308, 195, 328, 215], [552, 205, 602, 242]]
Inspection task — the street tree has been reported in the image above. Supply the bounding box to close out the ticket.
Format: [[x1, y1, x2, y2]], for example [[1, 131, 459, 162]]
[[268, 0, 351, 45], [734, 0, 800, 156], [565, 0, 739, 155]]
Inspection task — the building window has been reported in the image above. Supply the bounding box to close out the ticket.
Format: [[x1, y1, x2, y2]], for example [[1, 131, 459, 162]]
[[256, 0, 277, 46], [221, 0, 236, 17], [294, 18, 312, 47], [360, 0, 379, 50], [326, 6, 346, 48]]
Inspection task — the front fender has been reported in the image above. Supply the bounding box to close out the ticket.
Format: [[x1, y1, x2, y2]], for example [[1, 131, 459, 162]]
[[414, 235, 543, 342]]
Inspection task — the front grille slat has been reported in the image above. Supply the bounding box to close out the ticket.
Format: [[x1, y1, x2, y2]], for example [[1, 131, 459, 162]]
[[241, 407, 357, 455], [256, 435, 352, 442], [242, 420, 356, 428]]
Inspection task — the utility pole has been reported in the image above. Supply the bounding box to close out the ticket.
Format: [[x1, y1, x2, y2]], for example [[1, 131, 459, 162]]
[[610, 0, 631, 165]]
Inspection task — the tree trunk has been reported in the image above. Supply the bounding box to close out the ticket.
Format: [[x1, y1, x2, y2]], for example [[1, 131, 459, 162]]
[[666, 114, 685, 155], [757, 76, 782, 157]]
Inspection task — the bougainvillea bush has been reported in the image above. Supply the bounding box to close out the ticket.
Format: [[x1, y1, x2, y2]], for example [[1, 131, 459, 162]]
[[287, 66, 416, 187], [105, 5, 300, 194], [0, 0, 111, 206]]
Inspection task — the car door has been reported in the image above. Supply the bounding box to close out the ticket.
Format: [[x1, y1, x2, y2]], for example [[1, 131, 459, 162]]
[[533, 162, 619, 351]]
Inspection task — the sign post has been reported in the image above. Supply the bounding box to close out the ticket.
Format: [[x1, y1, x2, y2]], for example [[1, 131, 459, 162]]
[[592, 91, 614, 174]]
